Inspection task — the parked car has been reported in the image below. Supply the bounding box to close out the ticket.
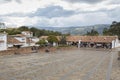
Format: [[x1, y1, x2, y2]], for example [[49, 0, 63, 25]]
[[96, 44, 102, 48]]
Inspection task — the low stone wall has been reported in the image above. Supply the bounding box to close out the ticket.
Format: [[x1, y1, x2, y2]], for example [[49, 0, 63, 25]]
[[0, 47, 32, 56], [0, 50, 15, 56], [0, 46, 78, 56], [0, 47, 57, 56]]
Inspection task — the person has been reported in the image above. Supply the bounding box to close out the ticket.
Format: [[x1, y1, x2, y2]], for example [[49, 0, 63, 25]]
[[45, 47, 49, 52], [31, 46, 37, 53], [31, 46, 34, 51]]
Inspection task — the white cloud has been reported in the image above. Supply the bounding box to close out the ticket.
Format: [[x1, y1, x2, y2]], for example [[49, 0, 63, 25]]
[[108, 0, 120, 4], [0, 0, 52, 15], [47, 12, 112, 27], [60, 0, 120, 12], [0, 0, 120, 27], [0, 0, 119, 15], [1, 11, 119, 28], [2, 16, 39, 27]]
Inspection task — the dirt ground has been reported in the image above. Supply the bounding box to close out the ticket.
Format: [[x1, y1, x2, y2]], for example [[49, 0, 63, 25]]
[[0, 48, 119, 80]]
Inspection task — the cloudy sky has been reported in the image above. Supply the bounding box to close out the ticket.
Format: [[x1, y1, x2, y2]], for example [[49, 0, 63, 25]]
[[0, 0, 120, 27]]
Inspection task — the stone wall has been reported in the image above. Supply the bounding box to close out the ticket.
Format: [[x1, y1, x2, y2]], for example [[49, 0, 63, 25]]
[[0, 46, 77, 56], [0, 47, 32, 56], [0, 47, 58, 56]]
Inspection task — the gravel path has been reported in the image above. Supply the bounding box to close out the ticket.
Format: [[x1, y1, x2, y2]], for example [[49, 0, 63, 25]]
[[0, 48, 119, 80]]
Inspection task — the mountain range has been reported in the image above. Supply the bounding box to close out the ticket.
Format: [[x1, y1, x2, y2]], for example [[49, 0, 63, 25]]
[[38, 24, 110, 35]]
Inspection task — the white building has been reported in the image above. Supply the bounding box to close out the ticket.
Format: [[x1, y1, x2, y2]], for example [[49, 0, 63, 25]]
[[12, 34, 37, 47], [12, 34, 28, 47], [112, 37, 120, 48], [7, 36, 22, 48], [26, 37, 39, 46], [66, 36, 120, 49], [31, 37, 39, 43], [0, 23, 6, 29], [21, 31, 33, 37], [0, 33, 7, 51]]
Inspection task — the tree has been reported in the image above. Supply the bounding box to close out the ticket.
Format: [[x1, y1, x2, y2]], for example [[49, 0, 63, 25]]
[[29, 27, 62, 37], [36, 39, 47, 46], [103, 28, 109, 35], [59, 35, 66, 44], [2, 26, 66, 37], [103, 21, 120, 39], [7, 28, 21, 35], [112, 21, 117, 26], [110, 21, 120, 39], [86, 28, 99, 36], [18, 26, 29, 31], [47, 35, 58, 44]]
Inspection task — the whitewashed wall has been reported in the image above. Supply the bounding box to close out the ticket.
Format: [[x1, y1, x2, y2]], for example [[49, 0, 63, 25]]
[[0, 33, 7, 51], [31, 37, 39, 43], [14, 37, 27, 47], [112, 39, 120, 48], [21, 32, 33, 37]]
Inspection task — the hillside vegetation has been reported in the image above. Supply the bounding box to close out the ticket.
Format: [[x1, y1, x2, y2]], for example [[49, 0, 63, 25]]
[[0, 26, 62, 37], [0, 22, 119, 39], [103, 21, 120, 39], [39, 24, 110, 35]]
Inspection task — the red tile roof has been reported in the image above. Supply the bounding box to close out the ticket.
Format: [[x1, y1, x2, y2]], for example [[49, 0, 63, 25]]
[[7, 36, 21, 44], [40, 36, 61, 41], [11, 34, 26, 37], [40, 35, 118, 43], [15, 34, 26, 37], [66, 36, 118, 43], [40, 36, 48, 39]]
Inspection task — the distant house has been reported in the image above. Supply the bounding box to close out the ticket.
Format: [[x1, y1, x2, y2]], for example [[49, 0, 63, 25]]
[[40, 36, 48, 40], [10, 33, 38, 47], [21, 31, 33, 37], [40, 36, 49, 44], [11, 34, 28, 47], [0, 33, 7, 51], [7, 36, 22, 48], [66, 36, 120, 48]]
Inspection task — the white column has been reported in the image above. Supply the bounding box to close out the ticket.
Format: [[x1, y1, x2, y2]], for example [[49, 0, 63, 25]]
[[78, 40, 81, 48]]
